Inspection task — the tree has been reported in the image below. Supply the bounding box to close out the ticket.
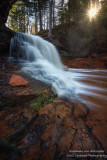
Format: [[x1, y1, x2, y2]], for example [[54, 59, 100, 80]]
[[48, 0, 53, 38], [8, 1, 33, 33]]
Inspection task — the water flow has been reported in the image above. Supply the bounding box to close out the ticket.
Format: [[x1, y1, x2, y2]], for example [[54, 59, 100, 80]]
[[10, 32, 63, 69], [9, 32, 107, 107], [10, 32, 77, 98]]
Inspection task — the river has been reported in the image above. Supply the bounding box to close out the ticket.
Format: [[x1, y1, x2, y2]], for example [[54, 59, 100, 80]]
[[70, 69, 107, 151]]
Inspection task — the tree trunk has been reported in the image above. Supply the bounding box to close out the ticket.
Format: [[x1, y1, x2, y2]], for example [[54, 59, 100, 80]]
[[47, 11, 49, 29], [38, 1, 42, 31], [61, 0, 64, 7], [43, 10, 46, 30], [48, 0, 53, 38], [52, 0, 55, 28], [34, 0, 37, 34]]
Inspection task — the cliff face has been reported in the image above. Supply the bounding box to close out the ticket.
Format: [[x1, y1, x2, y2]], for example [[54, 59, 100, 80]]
[[0, 26, 14, 56], [0, 0, 17, 56]]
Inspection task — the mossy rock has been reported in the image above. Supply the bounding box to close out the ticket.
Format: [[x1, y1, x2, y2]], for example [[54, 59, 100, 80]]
[[29, 91, 57, 111]]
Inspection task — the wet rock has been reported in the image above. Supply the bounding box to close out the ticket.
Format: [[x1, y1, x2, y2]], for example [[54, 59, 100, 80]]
[[40, 146, 56, 160], [39, 100, 63, 116], [0, 26, 14, 56], [86, 112, 107, 153], [39, 103, 55, 121], [39, 100, 73, 126], [0, 107, 35, 140], [58, 128, 75, 152], [15, 89, 33, 96], [9, 75, 29, 87], [17, 141, 40, 160], [53, 99, 63, 103], [75, 118, 86, 129], [41, 124, 57, 142], [73, 101, 88, 118], [63, 117, 75, 129], [55, 104, 72, 121], [70, 132, 83, 154], [82, 136, 96, 150]]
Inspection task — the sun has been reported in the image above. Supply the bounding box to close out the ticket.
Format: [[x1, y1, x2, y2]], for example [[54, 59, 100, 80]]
[[88, 7, 98, 20], [88, 2, 101, 21], [88, 7, 97, 20]]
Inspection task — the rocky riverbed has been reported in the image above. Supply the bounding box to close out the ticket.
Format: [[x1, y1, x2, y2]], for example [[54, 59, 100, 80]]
[[0, 59, 106, 160], [62, 54, 107, 69]]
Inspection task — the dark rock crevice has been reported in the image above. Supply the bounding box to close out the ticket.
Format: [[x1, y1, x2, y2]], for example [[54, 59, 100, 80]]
[[0, 0, 17, 56], [0, 25, 14, 56], [0, 0, 17, 26]]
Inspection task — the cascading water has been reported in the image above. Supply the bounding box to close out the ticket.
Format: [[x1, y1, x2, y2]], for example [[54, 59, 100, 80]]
[[9, 32, 78, 99], [9, 32, 107, 107], [10, 32, 63, 69]]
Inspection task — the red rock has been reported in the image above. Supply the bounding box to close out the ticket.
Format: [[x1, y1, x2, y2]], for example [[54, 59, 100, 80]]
[[55, 104, 72, 120], [82, 136, 96, 150], [85, 134, 88, 138], [18, 141, 40, 160], [9, 75, 29, 87], [73, 101, 88, 118], [83, 129, 86, 132], [41, 124, 57, 142], [71, 132, 83, 152], [53, 99, 63, 103], [75, 118, 86, 130], [39, 101, 73, 125], [40, 146, 56, 160], [39, 103, 54, 116], [63, 118, 75, 128], [15, 89, 32, 95], [43, 89, 49, 93], [82, 133, 85, 139], [58, 129, 75, 152]]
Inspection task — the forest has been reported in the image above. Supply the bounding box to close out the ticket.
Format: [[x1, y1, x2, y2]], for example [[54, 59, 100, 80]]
[[5, 0, 107, 58], [0, 1, 107, 160], [7, 0, 107, 33]]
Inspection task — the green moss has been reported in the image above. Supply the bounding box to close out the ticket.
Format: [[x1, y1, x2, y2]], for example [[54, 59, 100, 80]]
[[29, 91, 56, 111]]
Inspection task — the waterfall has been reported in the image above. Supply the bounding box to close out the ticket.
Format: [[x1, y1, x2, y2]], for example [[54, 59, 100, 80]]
[[9, 32, 77, 98], [9, 32, 107, 105], [10, 32, 63, 69]]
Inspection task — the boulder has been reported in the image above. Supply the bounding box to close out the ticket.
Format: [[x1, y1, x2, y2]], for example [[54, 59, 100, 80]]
[[9, 75, 29, 87]]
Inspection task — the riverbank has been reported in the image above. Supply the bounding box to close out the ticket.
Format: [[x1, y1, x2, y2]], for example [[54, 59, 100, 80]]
[[0, 59, 106, 160], [62, 54, 107, 69]]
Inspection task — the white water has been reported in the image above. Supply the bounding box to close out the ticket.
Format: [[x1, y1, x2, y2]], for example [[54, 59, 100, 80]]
[[9, 32, 107, 107], [9, 32, 77, 98]]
